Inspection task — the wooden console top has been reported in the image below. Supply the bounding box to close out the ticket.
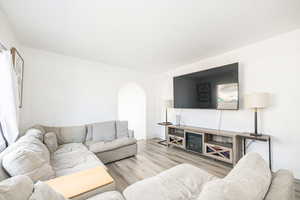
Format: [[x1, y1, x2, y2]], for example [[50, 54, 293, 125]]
[[167, 125, 242, 137], [46, 166, 114, 199], [167, 125, 268, 139]]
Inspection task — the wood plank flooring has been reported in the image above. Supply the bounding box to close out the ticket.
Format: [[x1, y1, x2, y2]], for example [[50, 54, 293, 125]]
[[106, 138, 299, 199]]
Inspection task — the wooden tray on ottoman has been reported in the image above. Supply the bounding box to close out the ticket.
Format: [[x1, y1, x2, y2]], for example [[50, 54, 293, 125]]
[[46, 166, 114, 199]]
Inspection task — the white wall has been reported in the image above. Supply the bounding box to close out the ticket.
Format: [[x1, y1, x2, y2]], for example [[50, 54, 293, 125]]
[[0, 9, 19, 49], [149, 29, 300, 178], [20, 47, 150, 139], [118, 83, 146, 140]]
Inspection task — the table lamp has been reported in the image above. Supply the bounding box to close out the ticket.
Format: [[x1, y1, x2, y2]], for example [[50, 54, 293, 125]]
[[245, 93, 270, 136]]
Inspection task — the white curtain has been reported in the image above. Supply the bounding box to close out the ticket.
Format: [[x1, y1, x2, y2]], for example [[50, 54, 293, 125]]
[[0, 50, 19, 145]]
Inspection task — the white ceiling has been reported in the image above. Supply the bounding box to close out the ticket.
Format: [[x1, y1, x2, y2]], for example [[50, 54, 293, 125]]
[[1, 0, 300, 73]]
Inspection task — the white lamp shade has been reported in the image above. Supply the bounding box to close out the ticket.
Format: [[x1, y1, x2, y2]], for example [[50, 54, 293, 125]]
[[245, 93, 270, 109], [164, 100, 173, 108]]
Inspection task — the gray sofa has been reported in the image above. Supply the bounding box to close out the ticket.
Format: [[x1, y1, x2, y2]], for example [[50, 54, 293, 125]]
[[97, 152, 295, 200], [42, 120, 137, 164], [0, 120, 137, 199]]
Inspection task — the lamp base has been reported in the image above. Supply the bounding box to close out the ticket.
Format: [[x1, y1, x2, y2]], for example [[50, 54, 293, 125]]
[[250, 133, 263, 137], [158, 122, 172, 126]]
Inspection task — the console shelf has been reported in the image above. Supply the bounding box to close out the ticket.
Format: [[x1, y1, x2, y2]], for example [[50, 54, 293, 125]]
[[166, 125, 243, 165]]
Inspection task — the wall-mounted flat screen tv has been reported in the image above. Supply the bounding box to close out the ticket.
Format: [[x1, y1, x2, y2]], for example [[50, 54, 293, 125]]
[[173, 63, 239, 110]]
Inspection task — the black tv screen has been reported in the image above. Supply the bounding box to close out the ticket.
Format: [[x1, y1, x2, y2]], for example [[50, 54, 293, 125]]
[[173, 63, 239, 110]]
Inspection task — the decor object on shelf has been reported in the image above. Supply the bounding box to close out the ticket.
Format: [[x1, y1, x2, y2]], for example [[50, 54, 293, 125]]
[[175, 114, 181, 126], [11, 47, 24, 108], [245, 93, 270, 136], [163, 100, 173, 125]]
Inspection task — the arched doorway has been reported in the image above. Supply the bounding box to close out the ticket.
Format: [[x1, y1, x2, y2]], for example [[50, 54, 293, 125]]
[[118, 83, 146, 140]]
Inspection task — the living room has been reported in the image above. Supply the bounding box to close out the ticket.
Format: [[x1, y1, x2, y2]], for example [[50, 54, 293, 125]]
[[0, 1, 299, 200]]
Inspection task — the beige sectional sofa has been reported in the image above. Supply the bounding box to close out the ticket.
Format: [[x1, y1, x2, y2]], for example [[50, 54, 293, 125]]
[[0, 152, 294, 200], [0, 120, 137, 199]]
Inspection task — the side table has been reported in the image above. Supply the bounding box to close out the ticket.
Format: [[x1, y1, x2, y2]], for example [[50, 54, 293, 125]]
[[237, 133, 272, 170], [157, 122, 172, 146]]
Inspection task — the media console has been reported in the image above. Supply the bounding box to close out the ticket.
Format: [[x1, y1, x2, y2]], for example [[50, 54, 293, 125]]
[[166, 125, 244, 165]]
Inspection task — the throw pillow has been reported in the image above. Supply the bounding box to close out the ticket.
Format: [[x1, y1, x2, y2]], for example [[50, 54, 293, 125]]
[[92, 121, 116, 142], [3, 148, 55, 182], [29, 181, 66, 200], [25, 128, 44, 142], [44, 132, 58, 153], [0, 175, 33, 200], [116, 121, 129, 138]]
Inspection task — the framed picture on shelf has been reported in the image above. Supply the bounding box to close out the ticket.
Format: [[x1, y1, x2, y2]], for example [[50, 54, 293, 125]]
[[11, 47, 24, 108]]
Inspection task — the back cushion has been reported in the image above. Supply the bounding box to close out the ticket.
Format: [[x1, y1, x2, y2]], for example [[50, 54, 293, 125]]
[[86, 124, 93, 141], [43, 125, 87, 145], [116, 121, 129, 138], [31, 125, 46, 135], [0, 134, 51, 181], [0, 175, 33, 200], [197, 152, 271, 200], [92, 121, 116, 142], [3, 149, 55, 182], [25, 128, 44, 142], [2, 135, 55, 182], [18, 135, 50, 163], [0, 144, 19, 181], [44, 132, 58, 153]]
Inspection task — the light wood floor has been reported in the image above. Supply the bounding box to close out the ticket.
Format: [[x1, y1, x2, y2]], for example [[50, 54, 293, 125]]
[[106, 138, 299, 199]]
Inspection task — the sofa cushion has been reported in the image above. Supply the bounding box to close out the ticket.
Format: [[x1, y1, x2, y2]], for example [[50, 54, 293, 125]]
[[43, 125, 87, 145], [51, 143, 106, 177], [0, 175, 33, 200], [123, 164, 218, 200], [264, 170, 295, 200], [44, 132, 58, 153], [92, 121, 116, 142], [29, 181, 66, 200], [87, 191, 125, 200], [86, 124, 93, 141], [116, 121, 129, 138], [31, 125, 46, 135], [87, 138, 137, 153], [0, 142, 27, 181], [0, 135, 51, 181], [197, 152, 271, 200], [17, 135, 51, 163], [25, 128, 44, 142], [53, 143, 88, 155], [2, 148, 55, 182], [59, 126, 87, 145]]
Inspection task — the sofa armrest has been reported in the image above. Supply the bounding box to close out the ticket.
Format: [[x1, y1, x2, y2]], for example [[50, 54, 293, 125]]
[[264, 169, 295, 200], [86, 191, 125, 200], [128, 129, 134, 138]]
